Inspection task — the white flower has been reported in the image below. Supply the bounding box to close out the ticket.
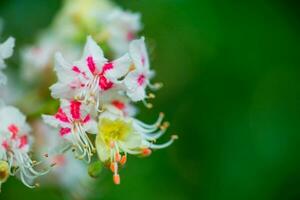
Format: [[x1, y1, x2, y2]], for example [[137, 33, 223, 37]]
[[103, 9, 142, 56], [96, 107, 177, 184], [50, 36, 131, 109], [124, 37, 160, 103], [0, 37, 15, 85], [0, 105, 46, 188], [43, 99, 97, 162]]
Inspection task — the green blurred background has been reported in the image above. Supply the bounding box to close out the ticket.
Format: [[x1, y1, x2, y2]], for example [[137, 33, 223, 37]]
[[1, 0, 300, 199]]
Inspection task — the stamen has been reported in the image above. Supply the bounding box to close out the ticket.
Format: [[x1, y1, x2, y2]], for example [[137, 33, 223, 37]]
[[142, 100, 153, 109], [113, 174, 120, 185], [141, 148, 152, 156], [148, 82, 163, 90], [110, 162, 115, 173], [120, 155, 127, 165], [160, 121, 170, 130], [147, 93, 155, 99], [148, 135, 178, 149], [115, 153, 121, 162]]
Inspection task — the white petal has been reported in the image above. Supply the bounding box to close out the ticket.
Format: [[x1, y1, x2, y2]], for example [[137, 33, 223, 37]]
[[82, 36, 107, 64], [123, 70, 146, 101], [0, 37, 15, 61], [129, 37, 149, 70], [42, 115, 60, 128], [85, 119, 97, 134], [105, 53, 131, 80], [95, 134, 110, 162]]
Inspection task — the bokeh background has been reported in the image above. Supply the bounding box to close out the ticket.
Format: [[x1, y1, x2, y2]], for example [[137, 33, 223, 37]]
[[1, 0, 300, 199]]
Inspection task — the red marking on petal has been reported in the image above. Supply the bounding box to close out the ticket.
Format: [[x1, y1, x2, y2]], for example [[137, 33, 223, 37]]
[[83, 115, 90, 123], [137, 74, 145, 86], [70, 100, 81, 120], [101, 62, 114, 75], [8, 124, 19, 139], [55, 108, 70, 123], [19, 135, 28, 149], [112, 100, 125, 110], [2, 140, 9, 150], [99, 75, 113, 90], [141, 56, 145, 66], [72, 66, 81, 73], [60, 127, 71, 136], [87, 56, 96, 74], [127, 32, 135, 41]]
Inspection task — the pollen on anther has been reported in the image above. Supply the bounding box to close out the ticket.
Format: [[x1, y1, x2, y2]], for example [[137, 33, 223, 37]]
[[113, 174, 120, 185], [141, 148, 152, 156], [120, 155, 127, 165]]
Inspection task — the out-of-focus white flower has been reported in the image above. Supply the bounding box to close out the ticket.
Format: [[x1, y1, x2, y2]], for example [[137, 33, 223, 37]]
[[124, 37, 160, 103], [43, 99, 97, 162], [102, 9, 142, 56], [21, 34, 57, 81], [52, 0, 113, 41], [0, 37, 15, 85], [50, 36, 131, 108], [0, 105, 46, 188], [96, 106, 177, 184], [21, 32, 80, 82]]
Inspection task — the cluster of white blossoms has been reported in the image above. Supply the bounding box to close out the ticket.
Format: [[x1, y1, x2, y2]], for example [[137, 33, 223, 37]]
[[0, 34, 48, 189], [0, 0, 177, 195], [21, 0, 141, 82], [43, 36, 177, 184]]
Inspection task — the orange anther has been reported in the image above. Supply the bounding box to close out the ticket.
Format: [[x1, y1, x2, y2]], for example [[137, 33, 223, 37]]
[[115, 153, 121, 162], [142, 148, 152, 156], [120, 155, 127, 165], [110, 141, 115, 148], [113, 174, 120, 185], [110, 162, 115, 173]]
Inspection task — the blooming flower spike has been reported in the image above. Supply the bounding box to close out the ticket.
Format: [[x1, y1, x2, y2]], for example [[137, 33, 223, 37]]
[[0, 37, 15, 85], [50, 36, 131, 109], [124, 37, 161, 106], [43, 99, 97, 162]]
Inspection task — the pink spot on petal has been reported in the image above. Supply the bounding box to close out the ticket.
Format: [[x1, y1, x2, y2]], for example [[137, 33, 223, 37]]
[[8, 124, 19, 139], [72, 66, 81, 73], [19, 135, 28, 149], [60, 127, 71, 136], [99, 75, 114, 90], [137, 74, 146, 86], [87, 56, 96, 74], [70, 100, 81, 120], [101, 62, 114, 75], [2, 140, 9, 150], [127, 32, 135, 41], [55, 108, 70, 123], [83, 115, 90, 123], [112, 100, 125, 110], [141, 56, 146, 66]]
